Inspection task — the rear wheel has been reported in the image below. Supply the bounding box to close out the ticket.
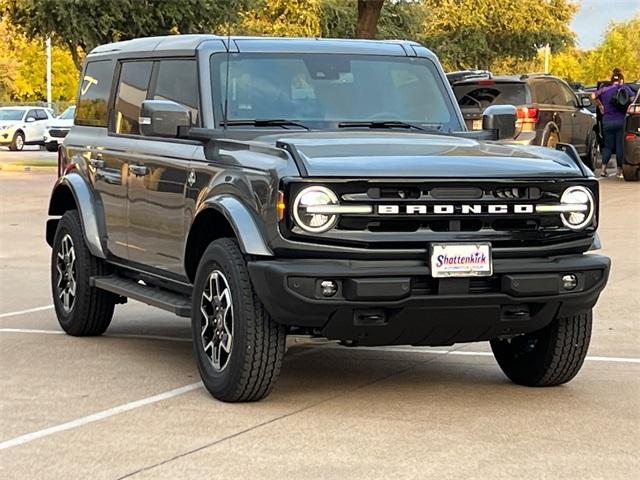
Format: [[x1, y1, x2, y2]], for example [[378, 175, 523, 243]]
[[622, 163, 639, 181], [545, 131, 559, 149], [490, 310, 592, 387], [9, 132, 24, 151], [51, 210, 116, 336], [582, 131, 598, 171], [191, 238, 286, 402]]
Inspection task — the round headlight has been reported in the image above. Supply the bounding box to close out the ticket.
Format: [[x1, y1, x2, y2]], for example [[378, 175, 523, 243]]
[[560, 186, 594, 230], [292, 186, 339, 233]]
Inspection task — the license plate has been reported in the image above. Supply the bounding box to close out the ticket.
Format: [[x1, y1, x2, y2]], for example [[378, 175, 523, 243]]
[[430, 243, 492, 278], [472, 119, 483, 130]]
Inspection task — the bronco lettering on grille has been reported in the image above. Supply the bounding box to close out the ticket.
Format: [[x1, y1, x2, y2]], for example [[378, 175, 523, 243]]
[[377, 204, 535, 215]]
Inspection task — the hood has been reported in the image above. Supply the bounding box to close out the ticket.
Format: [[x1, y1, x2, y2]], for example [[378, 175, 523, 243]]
[[255, 132, 585, 178], [48, 119, 74, 129], [0, 120, 20, 128]]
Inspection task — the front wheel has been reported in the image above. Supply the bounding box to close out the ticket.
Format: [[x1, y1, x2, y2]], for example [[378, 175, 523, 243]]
[[582, 131, 599, 171], [9, 132, 24, 151], [191, 238, 286, 402], [45, 143, 59, 152], [490, 310, 592, 387]]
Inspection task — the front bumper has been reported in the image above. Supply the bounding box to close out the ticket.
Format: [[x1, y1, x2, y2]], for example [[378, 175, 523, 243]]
[[248, 254, 610, 346]]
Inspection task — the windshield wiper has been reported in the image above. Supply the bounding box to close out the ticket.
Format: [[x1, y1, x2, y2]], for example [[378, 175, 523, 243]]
[[221, 119, 311, 131], [337, 120, 441, 132]]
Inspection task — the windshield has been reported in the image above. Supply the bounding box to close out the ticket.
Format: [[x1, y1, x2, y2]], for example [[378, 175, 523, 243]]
[[59, 106, 76, 120], [0, 109, 25, 121], [212, 53, 460, 130]]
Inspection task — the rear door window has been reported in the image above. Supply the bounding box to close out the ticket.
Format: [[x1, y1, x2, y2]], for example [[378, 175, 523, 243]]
[[152, 59, 200, 125], [453, 83, 526, 109], [530, 79, 566, 105], [113, 61, 153, 135], [76, 60, 115, 127]]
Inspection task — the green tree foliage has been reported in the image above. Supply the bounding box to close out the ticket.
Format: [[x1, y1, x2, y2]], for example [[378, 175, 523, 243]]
[[3, 0, 249, 70], [580, 16, 640, 84], [419, 0, 577, 70], [319, 0, 423, 39], [240, 0, 322, 36]]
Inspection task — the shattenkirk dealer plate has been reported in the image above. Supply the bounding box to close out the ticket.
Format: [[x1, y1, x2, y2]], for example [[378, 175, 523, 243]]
[[430, 243, 493, 278]]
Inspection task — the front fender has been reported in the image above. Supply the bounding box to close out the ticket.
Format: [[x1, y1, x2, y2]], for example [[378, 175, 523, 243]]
[[199, 195, 273, 257], [47, 172, 106, 258]]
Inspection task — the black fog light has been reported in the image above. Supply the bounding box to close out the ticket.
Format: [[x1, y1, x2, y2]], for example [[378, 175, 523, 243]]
[[561, 274, 578, 291], [320, 280, 338, 297]]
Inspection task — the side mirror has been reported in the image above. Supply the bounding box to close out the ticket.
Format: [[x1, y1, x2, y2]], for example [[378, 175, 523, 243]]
[[25, 117, 36, 123], [580, 96, 592, 108], [482, 105, 517, 141], [139, 100, 191, 138]]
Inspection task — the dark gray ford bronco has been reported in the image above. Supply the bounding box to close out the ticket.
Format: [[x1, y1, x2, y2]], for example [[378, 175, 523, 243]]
[[47, 36, 610, 402]]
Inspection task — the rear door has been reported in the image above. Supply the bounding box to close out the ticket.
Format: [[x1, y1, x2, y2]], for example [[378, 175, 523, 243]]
[[115, 58, 200, 275], [452, 81, 527, 130], [529, 78, 573, 145], [76, 59, 130, 260], [558, 81, 592, 154]]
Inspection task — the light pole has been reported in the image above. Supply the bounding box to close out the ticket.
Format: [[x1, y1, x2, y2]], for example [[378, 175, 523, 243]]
[[46, 37, 52, 109]]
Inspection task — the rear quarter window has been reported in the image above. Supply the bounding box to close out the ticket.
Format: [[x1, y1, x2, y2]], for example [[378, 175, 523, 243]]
[[453, 83, 526, 109], [76, 60, 115, 127]]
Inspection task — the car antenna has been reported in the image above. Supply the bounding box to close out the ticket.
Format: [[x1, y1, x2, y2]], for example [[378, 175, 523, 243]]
[[222, 25, 231, 133]]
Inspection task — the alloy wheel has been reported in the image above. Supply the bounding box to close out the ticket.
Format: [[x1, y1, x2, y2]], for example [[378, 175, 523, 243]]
[[55, 234, 76, 312], [200, 270, 234, 371], [15, 134, 24, 150]]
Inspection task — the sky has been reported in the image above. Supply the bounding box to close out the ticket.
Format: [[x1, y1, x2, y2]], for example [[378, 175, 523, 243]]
[[571, 0, 640, 49]]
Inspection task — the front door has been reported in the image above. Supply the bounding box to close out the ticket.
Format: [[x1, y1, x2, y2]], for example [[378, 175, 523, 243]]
[[126, 144, 195, 274]]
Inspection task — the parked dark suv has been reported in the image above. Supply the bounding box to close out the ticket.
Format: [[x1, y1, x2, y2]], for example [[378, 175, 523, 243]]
[[452, 74, 599, 170], [623, 89, 640, 181], [46, 36, 609, 402]]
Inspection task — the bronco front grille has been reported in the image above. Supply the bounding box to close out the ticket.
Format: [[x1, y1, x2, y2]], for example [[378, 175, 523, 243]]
[[282, 179, 598, 253]]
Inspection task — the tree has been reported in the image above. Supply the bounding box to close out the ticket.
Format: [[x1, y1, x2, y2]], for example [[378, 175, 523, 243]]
[[3, 0, 249, 71], [0, 16, 77, 102], [240, 0, 322, 36], [419, 0, 577, 71], [356, 0, 385, 38]]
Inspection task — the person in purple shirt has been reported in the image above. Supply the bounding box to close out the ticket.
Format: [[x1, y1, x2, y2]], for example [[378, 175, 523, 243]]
[[594, 68, 633, 178]]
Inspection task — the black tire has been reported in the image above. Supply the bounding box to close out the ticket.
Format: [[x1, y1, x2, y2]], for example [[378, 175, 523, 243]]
[[490, 310, 592, 387], [45, 143, 58, 152], [191, 238, 286, 402], [582, 130, 598, 171], [622, 164, 639, 181], [9, 131, 24, 151], [51, 210, 116, 336]]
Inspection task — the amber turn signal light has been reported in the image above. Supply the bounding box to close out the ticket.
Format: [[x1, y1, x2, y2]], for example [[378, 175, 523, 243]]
[[277, 191, 286, 221]]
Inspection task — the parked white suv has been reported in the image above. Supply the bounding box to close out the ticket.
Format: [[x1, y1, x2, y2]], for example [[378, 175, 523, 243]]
[[0, 106, 55, 151], [44, 106, 75, 152]]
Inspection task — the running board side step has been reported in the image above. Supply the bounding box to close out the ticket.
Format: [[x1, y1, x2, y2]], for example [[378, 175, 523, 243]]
[[91, 276, 192, 317]]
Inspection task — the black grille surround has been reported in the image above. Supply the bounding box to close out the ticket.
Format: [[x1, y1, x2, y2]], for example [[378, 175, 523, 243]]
[[48, 128, 70, 138], [281, 178, 599, 256]]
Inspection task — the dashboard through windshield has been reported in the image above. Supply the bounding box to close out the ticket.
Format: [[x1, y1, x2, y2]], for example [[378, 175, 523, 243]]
[[211, 53, 461, 131]]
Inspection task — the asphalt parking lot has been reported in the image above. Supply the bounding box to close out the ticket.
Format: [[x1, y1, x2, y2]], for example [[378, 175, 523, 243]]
[[0, 150, 638, 479]]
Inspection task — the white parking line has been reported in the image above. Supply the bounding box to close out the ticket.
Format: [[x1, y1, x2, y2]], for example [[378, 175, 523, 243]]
[[0, 305, 53, 319], [0, 382, 203, 451], [2, 328, 639, 364], [329, 345, 640, 364]]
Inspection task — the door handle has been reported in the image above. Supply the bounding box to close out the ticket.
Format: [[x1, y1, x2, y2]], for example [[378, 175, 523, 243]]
[[129, 164, 149, 176]]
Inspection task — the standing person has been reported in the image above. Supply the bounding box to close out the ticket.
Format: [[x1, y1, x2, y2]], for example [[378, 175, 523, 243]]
[[593, 68, 633, 178]]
